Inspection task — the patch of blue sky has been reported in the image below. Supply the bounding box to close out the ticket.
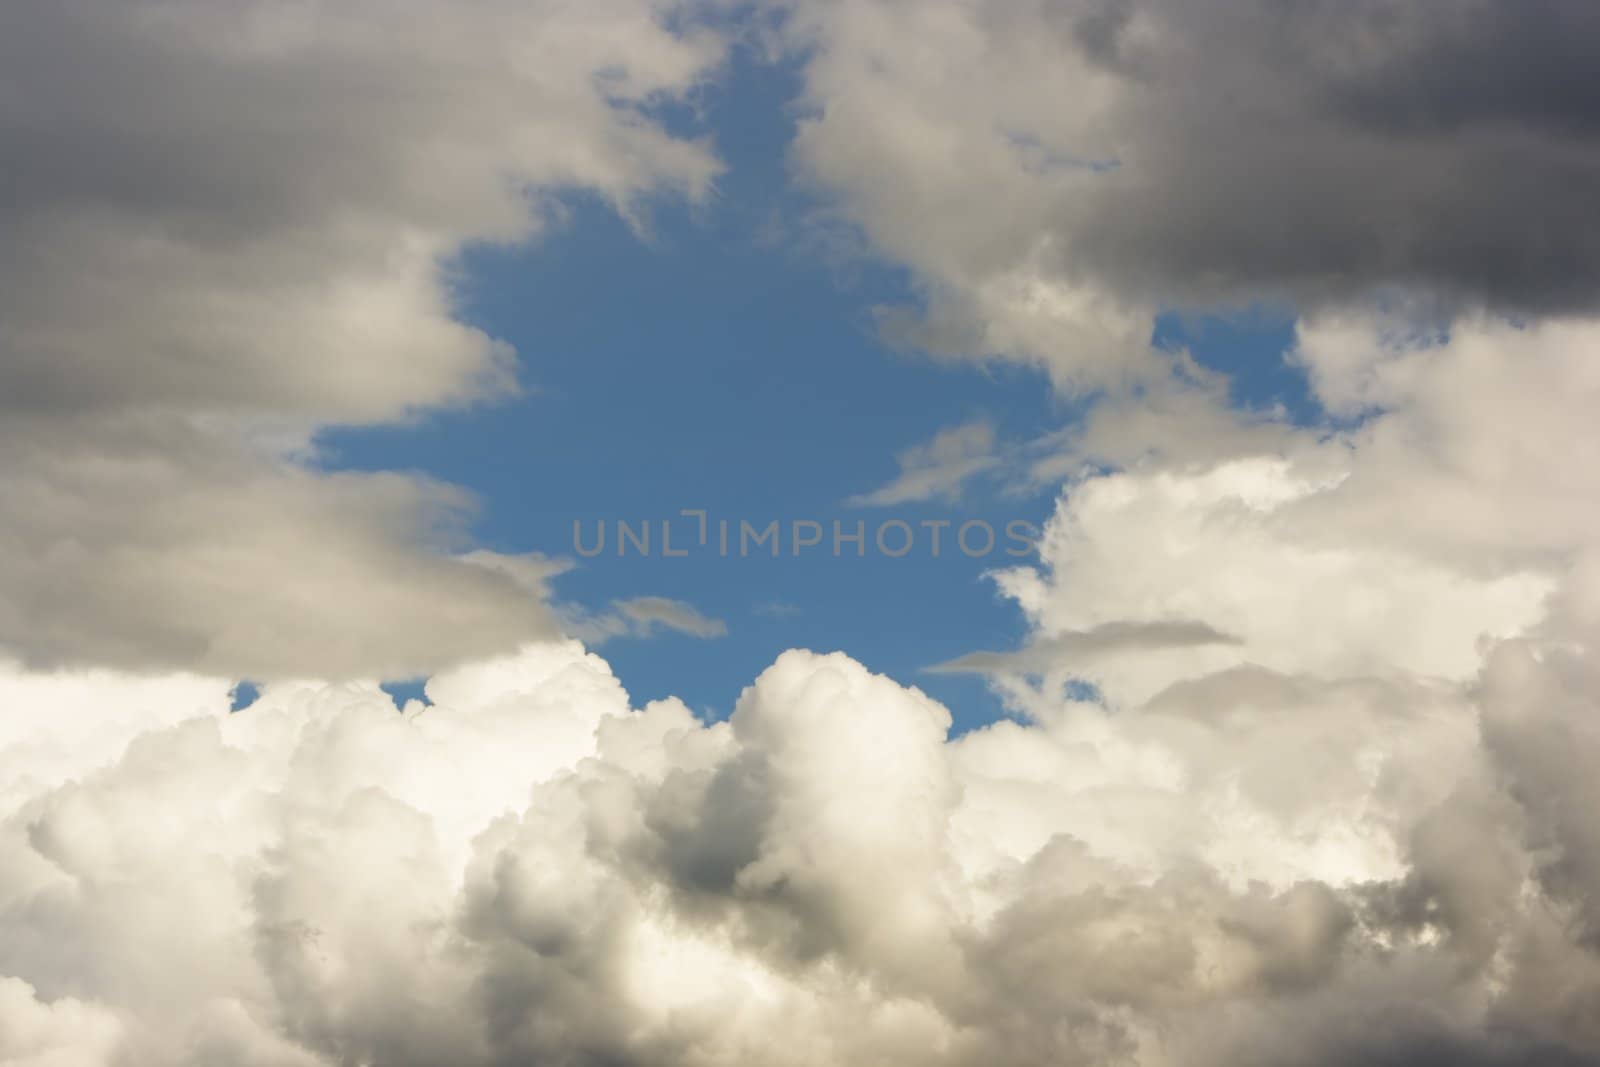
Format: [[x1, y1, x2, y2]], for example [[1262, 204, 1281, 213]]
[[1152, 305, 1316, 424], [318, 47, 1057, 730], [320, 44, 1317, 734]]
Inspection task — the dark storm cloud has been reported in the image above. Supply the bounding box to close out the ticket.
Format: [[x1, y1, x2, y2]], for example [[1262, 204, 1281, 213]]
[[1057, 0, 1600, 313], [785, 0, 1600, 326]]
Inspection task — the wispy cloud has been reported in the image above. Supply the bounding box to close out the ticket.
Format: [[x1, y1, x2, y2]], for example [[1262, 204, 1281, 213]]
[[930, 619, 1242, 677], [847, 420, 1002, 507], [754, 600, 802, 620], [563, 596, 728, 645]]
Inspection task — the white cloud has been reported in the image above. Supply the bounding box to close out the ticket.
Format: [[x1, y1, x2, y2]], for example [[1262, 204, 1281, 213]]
[[2, 635, 1598, 1065], [992, 454, 1552, 707], [0, 977, 123, 1067]]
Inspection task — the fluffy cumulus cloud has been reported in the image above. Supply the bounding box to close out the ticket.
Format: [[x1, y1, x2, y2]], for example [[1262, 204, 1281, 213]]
[[0, 0, 724, 678], [3, 633, 1600, 1066]]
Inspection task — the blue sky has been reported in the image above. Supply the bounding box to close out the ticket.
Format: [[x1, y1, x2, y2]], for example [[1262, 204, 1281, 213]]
[[320, 44, 1309, 731]]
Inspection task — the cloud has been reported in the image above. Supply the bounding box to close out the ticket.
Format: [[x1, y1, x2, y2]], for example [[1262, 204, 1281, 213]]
[[0, 0, 725, 679], [2, 308, 1599, 1057], [774, 0, 1600, 388], [847, 420, 1001, 507], [564, 596, 730, 644], [0, 977, 123, 1067], [617, 597, 731, 639], [993, 452, 1553, 707], [929, 618, 1241, 677], [982, 309, 1600, 706], [3, 637, 1600, 1065]]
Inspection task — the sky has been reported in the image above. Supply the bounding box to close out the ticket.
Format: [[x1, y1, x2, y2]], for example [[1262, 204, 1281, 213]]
[[319, 46, 1062, 727], [5, 2, 1600, 1066], [323, 45, 1317, 728]]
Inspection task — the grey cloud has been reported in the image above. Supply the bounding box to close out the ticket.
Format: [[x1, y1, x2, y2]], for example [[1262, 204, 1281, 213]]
[[0, 0, 724, 678], [0, 414, 568, 677], [1479, 641, 1600, 939], [846, 420, 1001, 508], [786, 0, 1600, 328], [930, 619, 1242, 676], [565, 596, 730, 644], [1087, 0, 1600, 314], [617, 597, 730, 640]]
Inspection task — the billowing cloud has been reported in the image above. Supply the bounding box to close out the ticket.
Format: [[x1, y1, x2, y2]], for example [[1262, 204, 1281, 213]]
[[992, 453, 1553, 706], [2, 634, 1599, 1065], [0, 0, 725, 678]]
